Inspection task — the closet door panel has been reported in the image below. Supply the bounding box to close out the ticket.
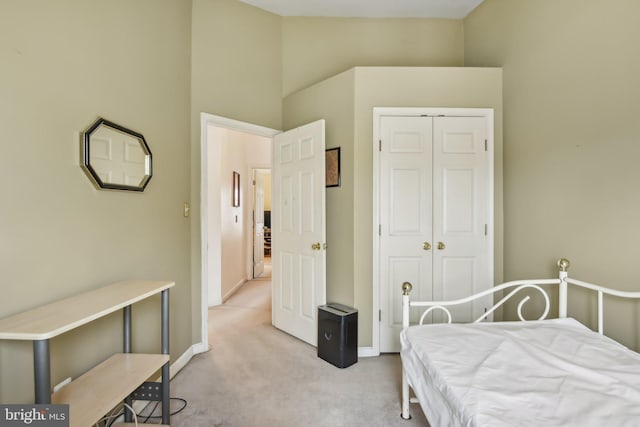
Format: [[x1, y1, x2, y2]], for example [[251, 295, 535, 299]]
[[379, 116, 433, 351], [433, 116, 491, 321]]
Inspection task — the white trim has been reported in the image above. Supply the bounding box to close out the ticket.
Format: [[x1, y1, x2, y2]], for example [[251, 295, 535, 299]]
[[169, 343, 201, 378], [372, 107, 494, 355], [199, 113, 279, 352], [372, 112, 382, 356], [358, 346, 379, 358], [372, 107, 493, 118], [192, 341, 209, 355], [222, 279, 248, 303]]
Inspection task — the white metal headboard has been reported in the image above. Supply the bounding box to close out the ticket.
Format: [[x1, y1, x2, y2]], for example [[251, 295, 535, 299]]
[[401, 258, 640, 334]]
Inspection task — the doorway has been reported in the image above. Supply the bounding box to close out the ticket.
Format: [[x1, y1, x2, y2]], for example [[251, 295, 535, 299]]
[[199, 114, 327, 351], [252, 168, 272, 280], [199, 113, 279, 350]]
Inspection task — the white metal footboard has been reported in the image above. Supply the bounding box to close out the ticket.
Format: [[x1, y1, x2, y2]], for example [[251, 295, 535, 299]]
[[400, 258, 640, 421]]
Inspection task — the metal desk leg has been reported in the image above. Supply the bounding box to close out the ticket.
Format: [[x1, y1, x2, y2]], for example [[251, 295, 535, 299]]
[[124, 305, 133, 423], [33, 339, 51, 404], [161, 289, 170, 425]]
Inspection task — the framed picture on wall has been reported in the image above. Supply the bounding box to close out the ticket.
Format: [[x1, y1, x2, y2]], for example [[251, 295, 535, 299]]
[[326, 147, 341, 188], [232, 171, 240, 207]]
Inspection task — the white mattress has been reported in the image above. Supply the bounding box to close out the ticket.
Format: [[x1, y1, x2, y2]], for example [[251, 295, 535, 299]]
[[400, 318, 640, 427]]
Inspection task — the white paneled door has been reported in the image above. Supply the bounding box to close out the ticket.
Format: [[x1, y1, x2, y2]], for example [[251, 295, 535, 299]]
[[379, 114, 492, 352], [379, 116, 434, 352], [272, 120, 326, 346]]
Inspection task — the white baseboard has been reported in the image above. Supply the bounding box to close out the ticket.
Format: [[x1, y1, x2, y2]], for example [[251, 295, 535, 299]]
[[112, 343, 203, 424], [169, 344, 198, 379], [222, 278, 248, 302], [358, 346, 379, 357], [192, 341, 210, 355]]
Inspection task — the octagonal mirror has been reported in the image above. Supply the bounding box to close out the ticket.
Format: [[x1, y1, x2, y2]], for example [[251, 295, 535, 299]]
[[81, 118, 152, 191]]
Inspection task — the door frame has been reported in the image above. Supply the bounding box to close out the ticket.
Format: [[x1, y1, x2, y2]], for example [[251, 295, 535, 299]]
[[199, 112, 279, 350], [372, 107, 494, 355]]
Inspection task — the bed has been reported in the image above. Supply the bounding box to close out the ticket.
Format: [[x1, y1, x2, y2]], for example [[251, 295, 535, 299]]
[[400, 258, 640, 426]]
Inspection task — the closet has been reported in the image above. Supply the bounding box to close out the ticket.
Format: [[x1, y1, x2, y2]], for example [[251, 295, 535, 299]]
[[377, 112, 493, 352], [282, 66, 502, 354]]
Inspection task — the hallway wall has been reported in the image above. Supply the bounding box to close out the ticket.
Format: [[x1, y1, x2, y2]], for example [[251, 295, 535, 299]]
[[207, 127, 271, 303]]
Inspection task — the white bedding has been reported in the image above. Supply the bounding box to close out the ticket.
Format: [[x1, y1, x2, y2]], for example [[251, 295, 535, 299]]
[[400, 318, 640, 427]]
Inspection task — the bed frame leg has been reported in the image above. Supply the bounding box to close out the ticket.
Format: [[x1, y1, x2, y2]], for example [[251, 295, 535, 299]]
[[401, 368, 411, 420], [401, 281, 413, 420]]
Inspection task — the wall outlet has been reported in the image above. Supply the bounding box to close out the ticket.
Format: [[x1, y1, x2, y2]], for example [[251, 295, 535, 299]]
[[53, 377, 72, 393]]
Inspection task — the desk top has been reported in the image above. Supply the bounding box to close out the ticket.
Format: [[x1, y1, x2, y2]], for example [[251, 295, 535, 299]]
[[0, 280, 175, 340]]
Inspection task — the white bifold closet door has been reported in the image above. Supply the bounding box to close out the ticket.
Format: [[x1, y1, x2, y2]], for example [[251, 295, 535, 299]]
[[379, 115, 492, 352]]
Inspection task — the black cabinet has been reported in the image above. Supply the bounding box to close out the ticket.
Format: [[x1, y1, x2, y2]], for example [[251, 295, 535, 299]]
[[317, 303, 358, 368]]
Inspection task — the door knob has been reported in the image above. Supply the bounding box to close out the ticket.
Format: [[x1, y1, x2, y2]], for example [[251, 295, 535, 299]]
[[437, 242, 446, 250], [423, 242, 431, 251], [311, 242, 321, 250]]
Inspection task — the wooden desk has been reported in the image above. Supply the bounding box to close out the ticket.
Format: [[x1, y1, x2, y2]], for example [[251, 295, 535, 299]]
[[0, 280, 174, 426]]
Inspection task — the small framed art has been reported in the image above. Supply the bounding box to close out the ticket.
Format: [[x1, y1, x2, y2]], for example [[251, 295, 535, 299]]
[[325, 147, 341, 188], [232, 171, 240, 207]]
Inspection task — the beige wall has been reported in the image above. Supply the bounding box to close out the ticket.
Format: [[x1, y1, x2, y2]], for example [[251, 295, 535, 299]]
[[221, 132, 249, 297], [192, 0, 282, 130], [283, 69, 357, 306], [282, 17, 464, 97], [219, 128, 271, 299], [263, 173, 272, 211], [0, 0, 191, 402], [284, 67, 503, 347], [465, 0, 640, 349]]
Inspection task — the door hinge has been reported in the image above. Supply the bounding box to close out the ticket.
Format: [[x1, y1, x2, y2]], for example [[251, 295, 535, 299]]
[[484, 139, 488, 151], [379, 139, 382, 152], [379, 309, 382, 322], [379, 224, 381, 236], [485, 224, 488, 236], [253, 179, 256, 186]]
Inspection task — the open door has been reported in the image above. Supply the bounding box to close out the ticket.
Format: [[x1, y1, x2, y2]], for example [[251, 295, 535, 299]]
[[272, 120, 326, 346], [253, 169, 266, 278]]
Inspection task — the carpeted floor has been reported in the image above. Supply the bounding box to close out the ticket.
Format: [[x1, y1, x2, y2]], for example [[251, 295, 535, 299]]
[[163, 271, 429, 426]]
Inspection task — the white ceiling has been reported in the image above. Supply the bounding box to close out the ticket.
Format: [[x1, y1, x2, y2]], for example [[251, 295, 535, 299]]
[[238, 0, 485, 19]]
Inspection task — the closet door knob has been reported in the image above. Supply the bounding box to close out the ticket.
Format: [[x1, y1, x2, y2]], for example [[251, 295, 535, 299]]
[[437, 242, 446, 250], [423, 242, 431, 251], [311, 242, 321, 250]]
